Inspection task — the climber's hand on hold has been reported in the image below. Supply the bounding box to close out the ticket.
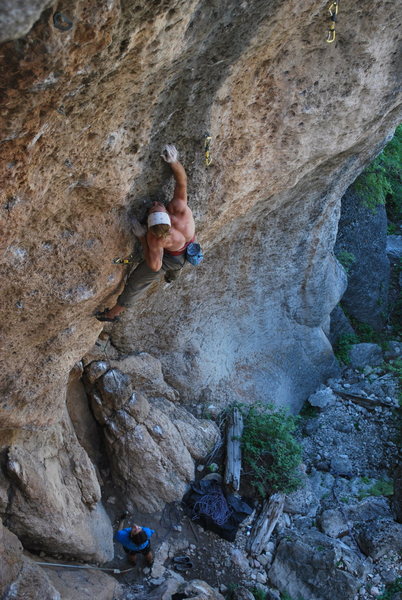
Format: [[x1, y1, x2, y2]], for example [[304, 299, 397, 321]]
[[131, 216, 146, 239], [161, 144, 178, 163]]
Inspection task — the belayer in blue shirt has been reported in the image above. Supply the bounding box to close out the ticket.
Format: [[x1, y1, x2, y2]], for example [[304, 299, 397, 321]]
[[114, 516, 155, 566]]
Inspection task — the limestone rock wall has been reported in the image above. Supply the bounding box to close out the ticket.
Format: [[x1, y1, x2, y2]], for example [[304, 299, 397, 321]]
[[83, 358, 220, 512], [2, 413, 114, 562], [0, 0, 401, 572]]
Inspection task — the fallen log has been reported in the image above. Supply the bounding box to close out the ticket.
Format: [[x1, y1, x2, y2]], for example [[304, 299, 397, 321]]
[[224, 407, 243, 494], [246, 493, 285, 556]]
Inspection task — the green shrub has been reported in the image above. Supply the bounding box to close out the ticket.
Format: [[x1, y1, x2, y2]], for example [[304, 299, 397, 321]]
[[378, 577, 402, 600], [353, 124, 402, 217], [336, 250, 356, 273], [334, 332, 360, 364], [251, 587, 267, 600], [358, 478, 394, 500], [241, 403, 302, 497]]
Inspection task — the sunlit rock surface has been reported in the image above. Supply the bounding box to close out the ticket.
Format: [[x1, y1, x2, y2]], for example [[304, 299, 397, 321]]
[[0, 0, 401, 577]]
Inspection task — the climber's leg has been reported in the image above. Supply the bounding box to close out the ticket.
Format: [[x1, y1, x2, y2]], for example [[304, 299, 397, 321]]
[[95, 254, 185, 322], [117, 260, 162, 307], [162, 253, 186, 283]]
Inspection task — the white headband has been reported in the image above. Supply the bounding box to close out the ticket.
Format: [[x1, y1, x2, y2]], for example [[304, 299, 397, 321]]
[[148, 212, 171, 227]]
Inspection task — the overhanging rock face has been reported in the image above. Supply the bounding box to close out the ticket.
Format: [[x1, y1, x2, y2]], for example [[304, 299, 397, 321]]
[[0, 0, 401, 424], [0, 0, 401, 567]]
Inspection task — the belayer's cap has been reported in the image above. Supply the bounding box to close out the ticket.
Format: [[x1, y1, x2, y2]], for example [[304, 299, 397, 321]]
[[148, 212, 171, 227]]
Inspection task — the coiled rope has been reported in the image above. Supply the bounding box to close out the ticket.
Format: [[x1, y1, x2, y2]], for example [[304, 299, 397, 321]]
[[192, 489, 232, 526]]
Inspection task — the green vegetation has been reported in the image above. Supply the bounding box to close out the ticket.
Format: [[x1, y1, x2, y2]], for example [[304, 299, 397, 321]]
[[381, 358, 402, 406], [358, 479, 394, 500], [344, 313, 386, 346], [241, 403, 302, 497], [353, 124, 402, 216], [378, 577, 402, 600], [299, 402, 320, 419], [333, 332, 359, 364], [251, 587, 267, 600], [280, 593, 306, 600], [336, 249, 356, 273], [226, 584, 239, 599]]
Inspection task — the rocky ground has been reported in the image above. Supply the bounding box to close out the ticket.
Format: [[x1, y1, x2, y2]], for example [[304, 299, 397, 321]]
[[98, 341, 402, 600]]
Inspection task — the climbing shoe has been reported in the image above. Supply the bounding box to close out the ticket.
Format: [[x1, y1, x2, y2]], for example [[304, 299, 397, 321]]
[[95, 310, 120, 323], [173, 556, 193, 571]]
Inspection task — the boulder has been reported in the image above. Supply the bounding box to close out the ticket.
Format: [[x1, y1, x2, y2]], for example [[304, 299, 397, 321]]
[[110, 352, 178, 401], [384, 341, 402, 360], [89, 366, 220, 511], [317, 509, 349, 538], [0, 521, 61, 600], [0, 0, 52, 43], [229, 588, 255, 600], [268, 530, 367, 600], [308, 386, 337, 409], [330, 455, 354, 478], [45, 567, 123, 600], [386, 235, 402, 259], [348, 344, 383, 369], [355, 518, 402, 559], [176, 579, 225, 600], [344, 496, 393, 523], [5, 420, 113, 562], [284, 473, 320, 517]]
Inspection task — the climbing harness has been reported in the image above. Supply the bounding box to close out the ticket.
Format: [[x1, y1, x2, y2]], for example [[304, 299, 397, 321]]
[[326, 1, 339, 43], [204, 133, 212, 167], [112, 254, 134, 265], [53, 12, 73, 31]]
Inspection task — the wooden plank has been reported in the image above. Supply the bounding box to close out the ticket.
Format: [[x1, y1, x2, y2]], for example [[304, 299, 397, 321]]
[[224, 407, 244, 493], [246, 493, 285, 556]]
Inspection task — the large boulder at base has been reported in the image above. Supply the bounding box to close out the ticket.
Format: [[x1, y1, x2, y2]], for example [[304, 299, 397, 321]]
[[268, 530, 367, 600], [86, 363, 220, 512], [0, 521, 61, 600], [3, 418, 113, 562], [45, 566, 123, 600]]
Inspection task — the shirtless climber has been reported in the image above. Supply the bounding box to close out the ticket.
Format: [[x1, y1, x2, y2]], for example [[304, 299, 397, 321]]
[[96, 144, 195, 322]]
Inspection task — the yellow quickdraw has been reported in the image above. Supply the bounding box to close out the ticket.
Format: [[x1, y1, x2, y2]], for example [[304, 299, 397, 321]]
[[326, 0, 339, 43], [204, 133, 212, 166], [112, 254, 134, 265]]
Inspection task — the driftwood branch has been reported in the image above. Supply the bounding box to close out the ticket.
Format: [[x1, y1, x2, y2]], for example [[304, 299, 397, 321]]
[[224, 407, 243, 493], [338, 391, 393, 410], [246, 493, 285, 556]]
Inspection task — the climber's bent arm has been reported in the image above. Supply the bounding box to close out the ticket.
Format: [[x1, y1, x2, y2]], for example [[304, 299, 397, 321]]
[[140, 233, 163, 271], [169, 161, 187, 213]]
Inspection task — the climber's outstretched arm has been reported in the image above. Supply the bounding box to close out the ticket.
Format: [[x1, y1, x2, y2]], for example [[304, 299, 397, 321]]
[[170, 160, 187, 211], [161, 144, 188, 213]]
